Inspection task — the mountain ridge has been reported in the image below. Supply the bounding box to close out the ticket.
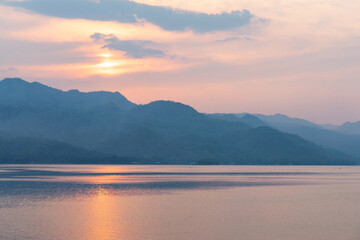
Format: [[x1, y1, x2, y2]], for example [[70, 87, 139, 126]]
[[0, 78, 137, 111], [213, 112, 360, 158], [336, 121, 360, 135], [0, 78, 357, 165]]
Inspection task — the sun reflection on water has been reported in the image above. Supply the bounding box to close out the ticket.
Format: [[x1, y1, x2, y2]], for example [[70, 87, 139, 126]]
[[84, 186, 122, 240]]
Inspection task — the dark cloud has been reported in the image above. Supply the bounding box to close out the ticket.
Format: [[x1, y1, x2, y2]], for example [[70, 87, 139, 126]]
[[91, 33, 165, 58], [3, 0, 254, 33]]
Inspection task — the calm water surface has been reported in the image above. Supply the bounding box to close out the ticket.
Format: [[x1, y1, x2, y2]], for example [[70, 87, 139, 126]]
[[0, 165, 360, 240]]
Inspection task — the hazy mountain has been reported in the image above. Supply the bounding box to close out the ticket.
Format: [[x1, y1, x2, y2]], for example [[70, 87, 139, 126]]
[[252, 113, 319, 128], [0, 78, 357, 165], [230, 113, 360, 158], [0, 103, 130, 148], [0, 78, 136, 111], [210, 127, 354, 165], [0, 135, 135, 164], [0, 99, 250, 148], [238, 114, 268, 128], [129, 101, 250, 137], [270, 125, 360, 158], [321, 124, 339, 130], [207, 113, 244, 121], [95, 125, 355, 165], [208, 113, 267, 128], [336, 121, 360, 135]]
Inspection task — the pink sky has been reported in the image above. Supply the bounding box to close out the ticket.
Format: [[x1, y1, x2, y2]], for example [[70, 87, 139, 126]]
[[0, 0, 359, 124]]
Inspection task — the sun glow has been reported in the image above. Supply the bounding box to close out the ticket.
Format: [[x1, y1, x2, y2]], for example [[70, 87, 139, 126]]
[[97, 61, 122, 68], [93, 52, 126, 75], [99, 53, 113, 58]]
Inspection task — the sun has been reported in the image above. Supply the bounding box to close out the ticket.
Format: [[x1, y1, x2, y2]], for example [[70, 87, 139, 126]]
[[93, 52, 125, 75], [99, 53, 112, 58]]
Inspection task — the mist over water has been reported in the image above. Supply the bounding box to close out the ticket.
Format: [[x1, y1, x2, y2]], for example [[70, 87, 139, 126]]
[[1, 165, 360, 240]]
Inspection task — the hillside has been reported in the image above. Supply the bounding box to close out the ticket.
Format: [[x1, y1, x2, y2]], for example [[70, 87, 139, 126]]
[[231, 113, 360, 158], [0, 78, 357, 165], [336, 121, 360, 135], [0, 78, 136, 111], [0, 135, 135, 164]]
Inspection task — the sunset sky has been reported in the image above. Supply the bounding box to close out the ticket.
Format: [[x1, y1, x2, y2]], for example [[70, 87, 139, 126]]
[[0, 0, 359, 124]]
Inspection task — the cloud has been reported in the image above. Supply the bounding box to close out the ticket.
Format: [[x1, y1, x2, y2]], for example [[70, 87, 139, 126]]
[[91, 33, 166, 59], [0, 67, 18, 78], [0, 38, 92, 65], [215, 36, 254, 43], [2, 0, 254, 33], [0, 67, 17, 73]]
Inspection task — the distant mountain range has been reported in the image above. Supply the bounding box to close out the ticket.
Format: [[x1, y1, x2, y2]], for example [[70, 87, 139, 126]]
[[212, 113, 360, 158], [337, 121, 360, 135], [0, 78, 358, 165]]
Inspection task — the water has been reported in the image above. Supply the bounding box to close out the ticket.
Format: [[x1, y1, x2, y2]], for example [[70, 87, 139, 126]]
[[0, 165, 360, 240]]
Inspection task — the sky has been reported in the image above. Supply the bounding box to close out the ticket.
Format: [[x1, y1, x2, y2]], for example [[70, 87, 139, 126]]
[[0, 0, 359, 124]]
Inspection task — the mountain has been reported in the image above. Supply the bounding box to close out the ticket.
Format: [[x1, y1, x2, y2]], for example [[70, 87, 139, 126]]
[[129, 101, 250, 137], [0, 78, 357, 165], [243, 113, 360, 158], [208, 113, 267, 127], [207, 113, 244, 121], [336, 121, 360, 135], [321, 124, 339, 130], [0, 103, 129, 148], [252, 113, 319, 128], [95, 125, 355, 165], [0, 99, 250, 149], [0, 135, 135, 164], [230, 112, 360, 158], [210, 127, 354, 165], [238, 114, 268, 128], [0, 78, 136, 111], [275, 125, 360, 158]]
